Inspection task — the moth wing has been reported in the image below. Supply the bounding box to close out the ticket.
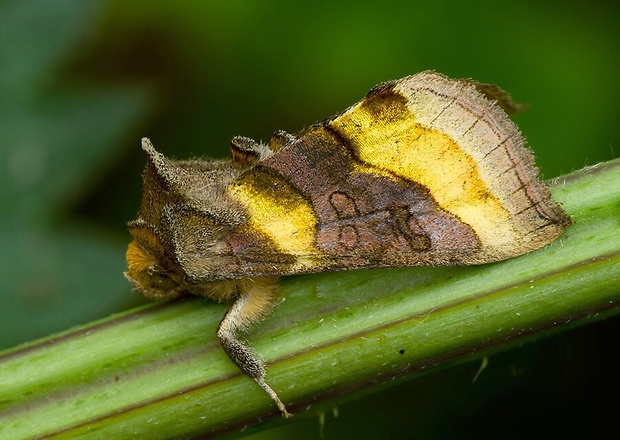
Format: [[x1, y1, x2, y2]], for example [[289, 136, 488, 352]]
[[128, 74, 570, 311], [220, 71, 570, 277], [315, 71, 569, 262]]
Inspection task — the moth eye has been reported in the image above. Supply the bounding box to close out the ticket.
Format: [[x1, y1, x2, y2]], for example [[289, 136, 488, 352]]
[[149, 271, 178, 291]]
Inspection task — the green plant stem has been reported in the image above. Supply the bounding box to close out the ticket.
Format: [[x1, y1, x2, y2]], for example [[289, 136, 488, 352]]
[[1, 160, 619, 439]]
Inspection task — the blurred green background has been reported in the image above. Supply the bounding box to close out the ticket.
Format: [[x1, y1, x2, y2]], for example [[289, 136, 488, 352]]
[[1, 0, 618, 438]]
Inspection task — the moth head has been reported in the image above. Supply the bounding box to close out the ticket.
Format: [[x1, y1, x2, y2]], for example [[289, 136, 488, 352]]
[[125, 221, 186, 300], [125, 139, 247, 299]]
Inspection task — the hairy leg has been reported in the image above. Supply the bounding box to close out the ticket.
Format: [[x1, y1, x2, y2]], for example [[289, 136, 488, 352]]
[[216, 278, 291, 417]]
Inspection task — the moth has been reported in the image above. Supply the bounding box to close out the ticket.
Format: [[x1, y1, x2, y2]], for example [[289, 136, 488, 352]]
[[125, 71, 570, 417]]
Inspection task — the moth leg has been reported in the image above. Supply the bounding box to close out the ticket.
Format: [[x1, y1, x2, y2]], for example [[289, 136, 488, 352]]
[[216, 279, 291, 417]]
